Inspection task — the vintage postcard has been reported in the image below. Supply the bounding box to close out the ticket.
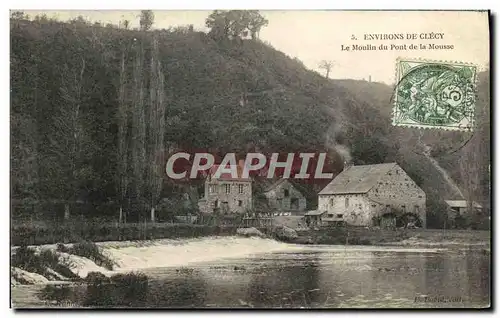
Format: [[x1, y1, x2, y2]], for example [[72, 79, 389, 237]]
[[10, 10, 490, 309]]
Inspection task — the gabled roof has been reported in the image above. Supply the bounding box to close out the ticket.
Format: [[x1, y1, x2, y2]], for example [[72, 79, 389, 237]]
[[263, 179, 288, 192], [318, 163, 398, 195], [206, 164, 251, 181], [445, 200, 482, 208]]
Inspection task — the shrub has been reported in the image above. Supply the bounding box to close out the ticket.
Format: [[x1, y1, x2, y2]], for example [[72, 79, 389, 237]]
[[38, 284, 73, 305], [56, 243, 69, 253], [84, 272, 149, 307], [69, 241, 115, 270], [11, 246, 78, 280], [85, 271, 110, 284], [12, 246, 42, 273]]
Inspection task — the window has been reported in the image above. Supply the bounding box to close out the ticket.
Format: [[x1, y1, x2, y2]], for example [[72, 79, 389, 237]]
[[337, 214, 343, 218], [209, 185, 215, 193], [284, 189, 290, 197], [345, 197, 350, 208], [277, 198, 283, 207], [225, 184, 231, 194], [238, 200, 243, 207], [214, 200, 219, 208], [330, 199, 333, 205], [371, 204, 376, 208], [328, 214, 334, 218], [238, 184, 244, 194]]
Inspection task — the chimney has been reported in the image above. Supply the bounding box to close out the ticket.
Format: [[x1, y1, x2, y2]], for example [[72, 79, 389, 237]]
[[238, 159, 245, 178]]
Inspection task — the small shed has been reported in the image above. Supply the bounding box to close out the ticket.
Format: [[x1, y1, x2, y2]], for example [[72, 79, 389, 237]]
[[304, 210, 326, 227], [445, 200, 482, 215]]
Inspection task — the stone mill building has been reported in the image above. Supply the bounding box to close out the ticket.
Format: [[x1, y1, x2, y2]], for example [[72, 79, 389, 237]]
[[317, 163, 426, 228]]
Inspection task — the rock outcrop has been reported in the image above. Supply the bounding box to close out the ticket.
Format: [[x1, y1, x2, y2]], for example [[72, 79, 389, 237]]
[[272, 226, 298, 242], [236, 227, 265, 238]]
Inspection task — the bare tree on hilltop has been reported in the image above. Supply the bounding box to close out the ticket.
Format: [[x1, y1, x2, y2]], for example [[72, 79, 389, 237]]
[[319, 60, 334, 79]]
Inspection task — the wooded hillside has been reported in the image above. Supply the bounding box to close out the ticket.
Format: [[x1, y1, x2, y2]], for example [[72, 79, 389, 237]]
[[10, 15, 490, 227]]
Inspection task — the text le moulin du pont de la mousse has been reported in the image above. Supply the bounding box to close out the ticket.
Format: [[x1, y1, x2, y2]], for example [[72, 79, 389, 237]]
[[340, 33, 454, 52]]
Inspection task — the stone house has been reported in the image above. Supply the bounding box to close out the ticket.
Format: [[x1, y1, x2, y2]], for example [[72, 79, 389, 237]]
[[263, 179, 307, 215], [318, 163, 426, 228], [198, 161, 252, 214]]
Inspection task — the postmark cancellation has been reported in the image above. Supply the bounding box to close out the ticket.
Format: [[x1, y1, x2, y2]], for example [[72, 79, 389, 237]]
[[392, 59, 477, 131]]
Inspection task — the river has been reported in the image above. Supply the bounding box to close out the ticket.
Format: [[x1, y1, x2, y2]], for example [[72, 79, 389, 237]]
[[11, 239, 490, 309]]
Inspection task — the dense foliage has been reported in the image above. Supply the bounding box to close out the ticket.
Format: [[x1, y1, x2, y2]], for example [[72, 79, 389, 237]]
[[10, 13, 490, 228]]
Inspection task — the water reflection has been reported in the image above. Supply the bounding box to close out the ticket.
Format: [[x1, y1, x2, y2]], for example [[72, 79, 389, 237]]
[[247, 253, 323, 307], [28, 247, 490, 308], [149, 270, 208, 308]]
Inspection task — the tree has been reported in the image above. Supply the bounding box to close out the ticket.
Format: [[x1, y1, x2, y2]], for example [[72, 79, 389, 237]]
[[145, 36, 167, 222], [139, 10, 154, 31], [69, 15, 89, 26], [246, 10, 268, 39], [122, 20, 130, 29], [10, 11, 27, 20], [319, 60, 334, 79], [34, 14, 49, 23], [130, 40, 146, 212], [206, 10, 231, 40], [116, 48, 129, 223], [205, 10, 268, 40], [47, 56, 88, 220]]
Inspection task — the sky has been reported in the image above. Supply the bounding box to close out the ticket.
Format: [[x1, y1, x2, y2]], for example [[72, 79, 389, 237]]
[[23, 10, 490, 84]]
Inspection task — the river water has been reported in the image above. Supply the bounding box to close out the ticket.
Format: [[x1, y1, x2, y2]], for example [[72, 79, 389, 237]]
[[11, 243, 490, 309]]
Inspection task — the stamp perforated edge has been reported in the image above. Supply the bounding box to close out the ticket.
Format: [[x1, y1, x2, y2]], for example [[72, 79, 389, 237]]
[[391, 57, 479, 132]]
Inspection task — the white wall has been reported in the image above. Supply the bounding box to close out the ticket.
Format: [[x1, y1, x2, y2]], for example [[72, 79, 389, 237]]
[[319, 194, 373, 226]]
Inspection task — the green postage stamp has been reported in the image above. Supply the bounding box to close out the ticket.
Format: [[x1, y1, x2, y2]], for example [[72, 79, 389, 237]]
[[392, 59, 477, 131]]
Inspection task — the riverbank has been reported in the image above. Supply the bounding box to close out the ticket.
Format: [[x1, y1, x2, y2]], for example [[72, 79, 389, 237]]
[[287, 227, 490, 249], [11, 235, 490, 308], [11, 236, 299, 286], [11, 222, 238, 246], [11, 227, 490, 287]]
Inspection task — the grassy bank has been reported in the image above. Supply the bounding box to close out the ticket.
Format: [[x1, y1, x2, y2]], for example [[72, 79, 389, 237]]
[[11, 222, 238, 246], [11, 247, 79, 282], [11, 241, 116, 284], [290, 227, 410, 245], [289, 227, 491, 246]]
